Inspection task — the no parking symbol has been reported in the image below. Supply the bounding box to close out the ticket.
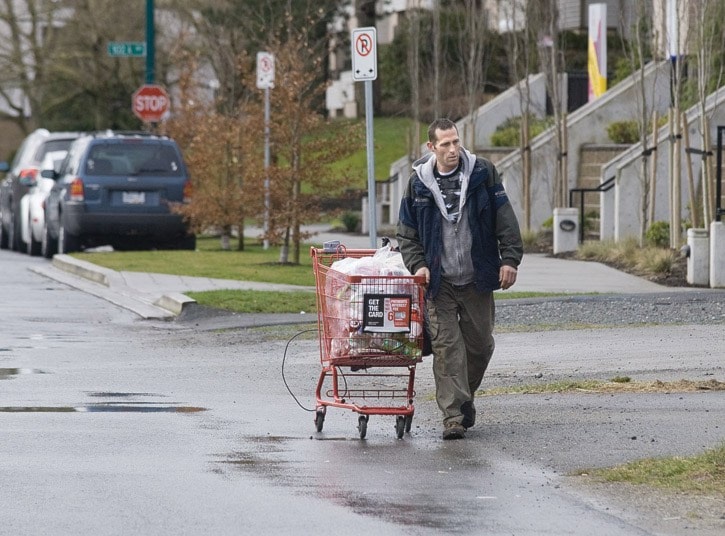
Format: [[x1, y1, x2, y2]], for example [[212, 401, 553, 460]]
[[351, 27, 377, 81]]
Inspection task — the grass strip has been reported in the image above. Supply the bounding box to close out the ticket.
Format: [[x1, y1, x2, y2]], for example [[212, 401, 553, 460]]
[[479, 378, 725, 396], [186, 289, 317, 314], [583, 443, 725, 497]]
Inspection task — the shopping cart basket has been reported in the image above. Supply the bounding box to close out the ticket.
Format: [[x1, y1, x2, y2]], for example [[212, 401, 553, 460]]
[[310, 244, 427, 439]]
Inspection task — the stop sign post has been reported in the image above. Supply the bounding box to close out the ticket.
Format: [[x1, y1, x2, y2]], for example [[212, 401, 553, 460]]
[[132, 84, 169, 123]]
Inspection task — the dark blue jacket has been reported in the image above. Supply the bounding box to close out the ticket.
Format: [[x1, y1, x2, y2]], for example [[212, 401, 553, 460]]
[[397, 156, 522, 299]]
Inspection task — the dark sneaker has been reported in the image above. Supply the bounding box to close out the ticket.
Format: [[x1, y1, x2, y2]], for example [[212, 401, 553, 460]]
[[442, 421, 466, 440], [461, 401, 476, 429]]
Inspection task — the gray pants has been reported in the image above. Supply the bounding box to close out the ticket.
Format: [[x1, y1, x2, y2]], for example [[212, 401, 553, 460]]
[[425, 280, 495, 424]]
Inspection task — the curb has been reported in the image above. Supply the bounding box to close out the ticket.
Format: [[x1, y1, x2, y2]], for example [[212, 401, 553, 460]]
[[52, 254, 112, 286], [48, 254, 193, 318], [154, 292, 197, 315]]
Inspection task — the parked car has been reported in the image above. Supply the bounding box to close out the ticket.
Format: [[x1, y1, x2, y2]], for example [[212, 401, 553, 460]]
[[0, 129, 82, 251], [42, 131, 195, 256], [19, 150, 67, 256]]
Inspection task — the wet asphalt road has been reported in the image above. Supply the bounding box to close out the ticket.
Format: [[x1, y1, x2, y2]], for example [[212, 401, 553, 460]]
[[1, 250, 724, 535]]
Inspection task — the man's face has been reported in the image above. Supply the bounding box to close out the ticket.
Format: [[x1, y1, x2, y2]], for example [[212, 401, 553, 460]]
[[427, 127, 460, 174]]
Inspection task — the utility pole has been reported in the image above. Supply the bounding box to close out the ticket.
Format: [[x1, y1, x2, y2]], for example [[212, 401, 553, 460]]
[[146, 0, 155, 83]]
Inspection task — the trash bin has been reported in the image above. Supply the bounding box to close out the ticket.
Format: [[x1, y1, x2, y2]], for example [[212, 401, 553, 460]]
[[686, 228, 709, 286], [553, 207, 579, 254]]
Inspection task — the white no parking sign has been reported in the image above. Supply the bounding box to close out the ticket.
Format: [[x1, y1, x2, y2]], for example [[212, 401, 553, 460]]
[[352, 27, 377, 81], [256, 52, 275, 89]]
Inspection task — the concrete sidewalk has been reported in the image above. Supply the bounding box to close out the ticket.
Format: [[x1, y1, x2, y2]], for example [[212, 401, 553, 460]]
[[30, 236, 682, 322]]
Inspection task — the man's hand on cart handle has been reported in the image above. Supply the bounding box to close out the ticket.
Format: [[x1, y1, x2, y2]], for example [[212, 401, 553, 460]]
[[415, 266, 430, 286], [499, 265, 517, 290]]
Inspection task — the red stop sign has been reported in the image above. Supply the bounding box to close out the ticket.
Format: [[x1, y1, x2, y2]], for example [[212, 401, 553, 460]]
[[132, 84, 170, 122]]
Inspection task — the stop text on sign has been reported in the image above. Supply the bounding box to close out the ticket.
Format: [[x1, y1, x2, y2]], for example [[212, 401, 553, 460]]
[[132, 84, 170, 122], [135, 94, 167, 112]]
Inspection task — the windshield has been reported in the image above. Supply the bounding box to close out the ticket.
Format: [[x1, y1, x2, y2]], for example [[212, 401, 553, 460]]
[[85, 143, 182, 176], [34, 139, 75, 165]]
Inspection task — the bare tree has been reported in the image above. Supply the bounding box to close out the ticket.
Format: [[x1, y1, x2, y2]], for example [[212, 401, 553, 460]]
[[268, 21, 361, 264], [0, 0, 69, 132], [534, 0, 566, 208], [171, 0, 347, 115], [667, 0, 688, 248], [432, 0, 441, 118], [618, 0, 658, 245], [454, 0, 490, 149], [691, 0, 725, 227], [46, 0, 151, 130], [500, 0, 535, 230], [407, 3, 422, 161], [164, 51, 262, 251]]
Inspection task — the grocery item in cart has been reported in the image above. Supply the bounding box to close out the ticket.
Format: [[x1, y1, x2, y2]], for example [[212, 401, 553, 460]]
[[324, 245, 423, 359]]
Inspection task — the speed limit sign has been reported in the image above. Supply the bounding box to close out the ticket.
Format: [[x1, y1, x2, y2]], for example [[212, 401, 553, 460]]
[[256, 52, 275, 89]]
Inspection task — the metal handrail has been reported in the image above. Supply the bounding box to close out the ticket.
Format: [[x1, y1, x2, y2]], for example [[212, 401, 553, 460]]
[[568, 176, 616, 242], [717, 126, 724, 222]]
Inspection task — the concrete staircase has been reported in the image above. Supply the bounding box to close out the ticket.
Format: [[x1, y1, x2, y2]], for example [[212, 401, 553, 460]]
[[575, 144, 630, 239]]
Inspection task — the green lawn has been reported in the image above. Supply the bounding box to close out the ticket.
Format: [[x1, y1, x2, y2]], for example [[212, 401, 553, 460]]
[[74, 235, 561, 313], [74, 237, 317, 286], [332, 117, 426, 184]]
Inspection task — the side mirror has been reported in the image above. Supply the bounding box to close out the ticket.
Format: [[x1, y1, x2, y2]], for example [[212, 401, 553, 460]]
[[0, 161, 9, 173], [40, 169, 57, 180]]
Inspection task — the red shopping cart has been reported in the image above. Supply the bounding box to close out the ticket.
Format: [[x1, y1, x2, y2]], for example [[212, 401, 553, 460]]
[[310, 245, 427, 439]]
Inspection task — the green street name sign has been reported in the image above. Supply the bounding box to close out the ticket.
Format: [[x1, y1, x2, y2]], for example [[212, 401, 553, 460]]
[[107, 42, 146, 57]]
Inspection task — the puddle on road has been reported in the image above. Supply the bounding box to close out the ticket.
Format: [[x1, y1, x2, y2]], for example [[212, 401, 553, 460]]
[[0, 405, 206, 413], [0, 387, 204, 413], [216, 434, 455, 531], [0, 368, 47, 380], [86, 392, 166, 398]]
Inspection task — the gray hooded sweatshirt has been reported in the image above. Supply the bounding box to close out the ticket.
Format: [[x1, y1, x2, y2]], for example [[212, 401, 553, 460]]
[[411, 147, 477, 286]]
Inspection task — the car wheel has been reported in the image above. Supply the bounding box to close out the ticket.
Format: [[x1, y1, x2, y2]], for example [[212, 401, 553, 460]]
[[27, 216, 42, 256], [41, 223, 57, 259], [0, 220, 8, 249], [7, 209, 19, 251], [58, 222, 81, 254]]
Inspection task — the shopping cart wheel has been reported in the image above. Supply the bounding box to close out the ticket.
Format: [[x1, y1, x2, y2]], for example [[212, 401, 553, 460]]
[[357, 415, 369, 439], [404, 413, 413, 433], [314, 409, 325, 432], [395, 416, 406, 439]]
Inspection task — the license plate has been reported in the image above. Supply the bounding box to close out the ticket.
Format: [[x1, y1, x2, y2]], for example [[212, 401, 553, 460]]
[[122, 191, 145, 204]]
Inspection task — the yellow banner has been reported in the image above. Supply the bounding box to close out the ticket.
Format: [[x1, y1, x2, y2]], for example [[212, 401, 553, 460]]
[[588, 39, 607, 98]]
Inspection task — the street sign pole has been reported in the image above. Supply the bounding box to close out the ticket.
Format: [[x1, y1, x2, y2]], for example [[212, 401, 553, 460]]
[[364, 81, 376, 248], [263, 86, 271, 250], [351, 27, 378, 248], [257, 52, 275, 250], [146, 0, 155, 84]]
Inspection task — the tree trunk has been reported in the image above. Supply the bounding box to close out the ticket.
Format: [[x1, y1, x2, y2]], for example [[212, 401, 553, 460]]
[[432, 0, 441, 119], [220, 225, 232, 251], [682, 112, 699, 230], [409, 7, 420, 138], [279, 227, 290, 264], [237, 219, 245, 251], [292, 179, 301, 264]]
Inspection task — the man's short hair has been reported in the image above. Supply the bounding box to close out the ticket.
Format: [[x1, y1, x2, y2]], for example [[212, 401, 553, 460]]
[[428, 118, 458, 143]]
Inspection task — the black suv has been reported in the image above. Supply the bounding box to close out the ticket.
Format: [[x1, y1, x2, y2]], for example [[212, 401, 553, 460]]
[[0, 129, 82, 251], [42, 131, 195, 256]]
